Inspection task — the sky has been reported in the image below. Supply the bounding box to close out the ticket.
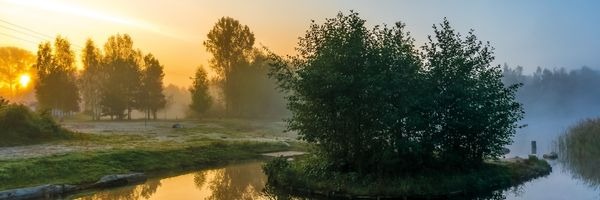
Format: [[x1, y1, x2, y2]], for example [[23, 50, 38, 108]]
[[1, 0, 599, 87]]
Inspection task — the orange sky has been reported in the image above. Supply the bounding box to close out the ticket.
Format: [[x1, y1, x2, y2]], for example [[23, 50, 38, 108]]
[[0, 0, 318, 87], [2, 1, 600, 87]]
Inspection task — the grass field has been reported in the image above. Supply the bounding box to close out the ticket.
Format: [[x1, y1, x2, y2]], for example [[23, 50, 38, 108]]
[[0, 118, 302, 190]]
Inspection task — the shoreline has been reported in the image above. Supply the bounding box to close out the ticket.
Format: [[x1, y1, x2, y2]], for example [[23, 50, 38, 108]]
[[0, 141, 296, 192], [265, 155, 552, 199]]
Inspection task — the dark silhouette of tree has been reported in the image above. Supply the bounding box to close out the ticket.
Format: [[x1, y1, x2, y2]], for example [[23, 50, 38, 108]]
[[100, 34, 142, 120], [80, 39, 103, 120], [0, 47, 34, 98], [270, 12, 522, 174], [422, 19, 523, 167], [189, 66, 212, 116], [204, 17, 255, 116], [34, 36, 80, 116], [270, 11, 425, 173], [138, 53, 166, 120]]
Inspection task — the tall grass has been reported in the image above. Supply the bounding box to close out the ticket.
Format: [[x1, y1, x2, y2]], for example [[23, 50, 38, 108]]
[[558, 118, 600, 187]]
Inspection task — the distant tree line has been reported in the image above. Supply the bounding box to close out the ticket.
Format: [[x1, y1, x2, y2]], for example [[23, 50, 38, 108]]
[[502, 65, 600, 118], [34, 34, 166, 120], [270, 12, 523, 174]]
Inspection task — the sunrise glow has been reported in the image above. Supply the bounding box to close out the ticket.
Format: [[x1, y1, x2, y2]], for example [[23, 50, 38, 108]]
[[18, 74, 30, 88]]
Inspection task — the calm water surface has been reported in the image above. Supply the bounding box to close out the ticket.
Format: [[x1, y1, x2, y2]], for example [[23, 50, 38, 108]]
[[72, 116, 600, 200]]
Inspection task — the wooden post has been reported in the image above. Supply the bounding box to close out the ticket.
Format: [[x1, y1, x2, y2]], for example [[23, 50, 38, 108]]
[[531, 141, 537, 155]]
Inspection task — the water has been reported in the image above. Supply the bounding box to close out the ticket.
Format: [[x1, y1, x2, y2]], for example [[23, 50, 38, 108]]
[[73, 116, 600, 200], [71, 161, 276, 200], [502, 115, 600, 200]]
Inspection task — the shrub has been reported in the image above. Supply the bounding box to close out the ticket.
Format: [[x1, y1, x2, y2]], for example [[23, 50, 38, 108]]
[[0, 103, 69, 146]]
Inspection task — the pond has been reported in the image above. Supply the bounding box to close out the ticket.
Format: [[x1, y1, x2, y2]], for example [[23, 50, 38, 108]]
[[70, 116, 600, 200]]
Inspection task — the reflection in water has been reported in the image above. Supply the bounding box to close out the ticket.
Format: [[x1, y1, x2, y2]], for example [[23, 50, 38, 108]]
[[74, 162, 272, 200], [558, 119, 600, 188], [74, 160, 513, 200]]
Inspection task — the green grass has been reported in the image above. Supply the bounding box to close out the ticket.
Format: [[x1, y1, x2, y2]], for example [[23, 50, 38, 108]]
[[0, 104, 72, 147], [264, 155, 551, 198], [0, 141, 290, 190]]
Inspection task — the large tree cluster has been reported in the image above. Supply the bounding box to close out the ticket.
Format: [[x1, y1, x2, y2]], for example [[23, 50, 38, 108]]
[[35, 34, 166, 120], [270, 12, 523, 173]]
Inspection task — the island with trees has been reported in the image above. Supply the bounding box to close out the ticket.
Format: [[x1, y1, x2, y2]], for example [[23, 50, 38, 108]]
[[263, 11, 551, 198]]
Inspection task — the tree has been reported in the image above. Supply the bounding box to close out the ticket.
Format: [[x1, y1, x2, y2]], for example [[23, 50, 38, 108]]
[[34, 36, 80, 116], [100, 34, 142, 120], [422, 18, 523, 167], [138, 53, 166, 120], [0, 47, 34, 98], [80, 39, 103, 120], [270, 12, 424, 173], [204, 17, 255, 115], [270, 12, 523, 174], [189, 66, 212, 116]]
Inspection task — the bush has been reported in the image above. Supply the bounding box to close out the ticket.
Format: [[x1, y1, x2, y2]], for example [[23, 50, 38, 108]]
[[0, 103, 69, 146]]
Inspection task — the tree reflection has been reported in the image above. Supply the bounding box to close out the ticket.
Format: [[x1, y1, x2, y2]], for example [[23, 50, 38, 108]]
[[78, 180, 161, 200], [202, 162, 267, 200]]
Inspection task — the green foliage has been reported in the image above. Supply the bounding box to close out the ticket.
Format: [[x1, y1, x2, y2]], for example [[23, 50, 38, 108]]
[[269, 12, 523, 174], [189, 66, 212, 115], [422, 18, 524, 167], [0, 103, 69, 147], [100, 34, 142, 120], [138, 53, 167, 120], [204, 17, 287, 118], [204, 17, 255, 116], [80, 39, 103, 120], [34, 36, 80, 115]]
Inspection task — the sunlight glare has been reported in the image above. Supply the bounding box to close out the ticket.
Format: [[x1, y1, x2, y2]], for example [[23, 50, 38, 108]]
[[19, 74, 31, 88]]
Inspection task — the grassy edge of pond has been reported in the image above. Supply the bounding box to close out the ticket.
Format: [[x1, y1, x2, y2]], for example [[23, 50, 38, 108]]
[[0, 140, 302, 191], [264, 155, 551, 198]]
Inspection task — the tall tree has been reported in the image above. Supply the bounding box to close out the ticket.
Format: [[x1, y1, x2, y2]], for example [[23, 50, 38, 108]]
[[204, 17, 255, 115], [0, 47, 34, 98], [138, 53, 166, 120], [189, 66, 212, 116], [34, 36, 80, 116], [422, 19, 523, 166], [100, 34, 142, 120], [34, 42, 54, 110], [80, 39, 103, 120], [270, 12, 424, 173]]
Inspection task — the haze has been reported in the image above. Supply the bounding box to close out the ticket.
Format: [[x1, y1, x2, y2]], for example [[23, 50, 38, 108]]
[[1, 0, 599, 87]]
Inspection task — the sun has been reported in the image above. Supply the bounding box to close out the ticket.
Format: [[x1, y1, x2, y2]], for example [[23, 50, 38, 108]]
[[19, 74, 31, 88]]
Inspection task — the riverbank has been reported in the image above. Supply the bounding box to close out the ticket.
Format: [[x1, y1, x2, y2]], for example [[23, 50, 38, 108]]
[[0, 141, 297, 191], [0, 119, 302, 191], [264, 155, 552, 199]]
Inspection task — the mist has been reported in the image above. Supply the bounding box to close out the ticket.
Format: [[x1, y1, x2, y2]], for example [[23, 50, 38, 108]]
[[502, 64, 600, 155]]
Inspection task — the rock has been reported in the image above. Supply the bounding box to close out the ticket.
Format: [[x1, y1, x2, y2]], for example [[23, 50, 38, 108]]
[[0, 184, 76, 200], [172, 123, 183, 128], [93, 173, 147, 188], [543, 152, 558, 160]]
